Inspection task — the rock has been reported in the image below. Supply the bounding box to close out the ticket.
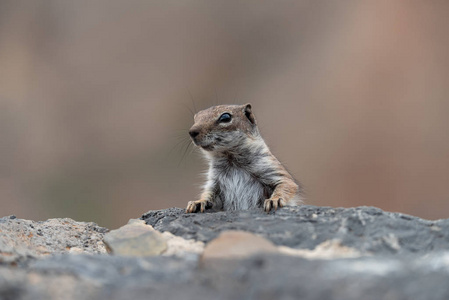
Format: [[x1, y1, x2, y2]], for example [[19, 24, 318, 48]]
[[199, 230, 361, 261], [278, 239, 362, 259], [103, 221, 167, 256], [200, 230, 279, 270], [160, 231, 204, 257], [0, 216, 108, 264], [116, 218, 204, 258], [127, 218, 144, 225], [68, 247, 84, 254], [141, 205, 449, 255], [1, 252, 449, 300], [201, 231, 278, 260], [0, 254, 198, 300], [2, 205, 449, 299]]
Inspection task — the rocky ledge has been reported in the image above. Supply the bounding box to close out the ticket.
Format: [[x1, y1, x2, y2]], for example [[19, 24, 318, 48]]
[[1, 205, 449, 300]]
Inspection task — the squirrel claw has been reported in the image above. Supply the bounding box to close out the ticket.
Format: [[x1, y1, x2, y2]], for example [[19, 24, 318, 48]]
[[186, 199, 212, 213], [263, 198, 286, 213]]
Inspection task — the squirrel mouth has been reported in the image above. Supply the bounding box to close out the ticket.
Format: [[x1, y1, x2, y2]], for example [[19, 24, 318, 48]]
[[200, 144, 214, 151], [192, 138, 215, 151]]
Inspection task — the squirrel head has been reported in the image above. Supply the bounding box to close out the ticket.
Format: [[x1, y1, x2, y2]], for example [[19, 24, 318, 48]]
[[189, 104, 257, 152]]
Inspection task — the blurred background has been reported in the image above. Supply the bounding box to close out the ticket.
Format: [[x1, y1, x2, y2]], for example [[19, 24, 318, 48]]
[[1, 0, 449, 229]]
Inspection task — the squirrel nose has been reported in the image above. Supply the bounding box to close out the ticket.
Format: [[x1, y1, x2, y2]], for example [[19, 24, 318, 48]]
[[189, 129, 200, 139]]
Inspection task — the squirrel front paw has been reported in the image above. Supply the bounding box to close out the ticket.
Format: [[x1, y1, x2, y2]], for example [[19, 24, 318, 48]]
[[263, 198, 286, 212], [186, 199, 213, 213]]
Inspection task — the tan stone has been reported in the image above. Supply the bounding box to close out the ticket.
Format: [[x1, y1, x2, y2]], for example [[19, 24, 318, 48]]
[[103, 222, 167, 256], [201, 230, 278, 262], [161, 231, 205, 257], [68, 247, 84, 254], [127, 219, 147, 226], [278, 239, 362, 259]]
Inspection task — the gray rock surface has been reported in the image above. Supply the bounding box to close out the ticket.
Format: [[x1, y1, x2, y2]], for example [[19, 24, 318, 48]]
[[0, 216, 108, 264], [141, 205, 449, 255], [1, 252, 449, 300], [1, 205, 449, 300]]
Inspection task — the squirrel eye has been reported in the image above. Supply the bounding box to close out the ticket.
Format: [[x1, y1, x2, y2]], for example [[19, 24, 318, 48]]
[[218, 113, 232, 123]]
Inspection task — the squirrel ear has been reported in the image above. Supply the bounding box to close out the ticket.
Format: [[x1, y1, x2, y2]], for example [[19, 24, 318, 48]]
[[243, 103, 256, 125]]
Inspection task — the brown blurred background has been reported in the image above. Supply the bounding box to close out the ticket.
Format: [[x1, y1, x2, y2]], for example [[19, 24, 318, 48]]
[[1, 1, 449, 228]]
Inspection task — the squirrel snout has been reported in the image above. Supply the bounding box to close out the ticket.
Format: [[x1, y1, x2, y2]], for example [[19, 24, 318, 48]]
[[189, 129, 200, 139]]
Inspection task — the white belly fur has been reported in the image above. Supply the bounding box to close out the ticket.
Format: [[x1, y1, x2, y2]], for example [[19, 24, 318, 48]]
[[217, 166, 265, 210]]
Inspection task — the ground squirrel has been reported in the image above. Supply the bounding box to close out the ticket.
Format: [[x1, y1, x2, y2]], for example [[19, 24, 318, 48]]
[[186, 104, 303, 213]]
